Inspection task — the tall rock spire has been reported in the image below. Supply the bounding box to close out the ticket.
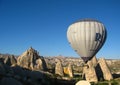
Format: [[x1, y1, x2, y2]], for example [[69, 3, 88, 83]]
[[17, 47, 47, 71]]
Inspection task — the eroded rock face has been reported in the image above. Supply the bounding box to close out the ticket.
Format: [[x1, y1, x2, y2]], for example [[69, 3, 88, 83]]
[[0, 61, 52, 85], [4, 55, 17, 66], [83, 66, 98, 83], [35, 58, 43, 70], [64, 64, 73, 78], [83, 56, 113, 82], [17, 47, 47, 71], [0, 54, 17, 66], [55, 59, 64, 76], [91, 56, 98, 67], [98, 58, 113, 80], [83, 60, 98, 83]]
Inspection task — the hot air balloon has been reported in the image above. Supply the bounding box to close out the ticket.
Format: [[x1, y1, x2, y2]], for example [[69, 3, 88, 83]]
[[67, 19, 107, 63]]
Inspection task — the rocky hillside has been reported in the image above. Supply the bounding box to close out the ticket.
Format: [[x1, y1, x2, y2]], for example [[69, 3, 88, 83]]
[[44, 56, 120, 74], [0, 47, 120, 85], [17, 47, 47, 71], [0, 48, 54, 85], [1, 53, 120, 74]]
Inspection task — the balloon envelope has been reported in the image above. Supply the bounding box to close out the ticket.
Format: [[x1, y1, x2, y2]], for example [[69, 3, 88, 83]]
[[75, 80, 90, 85], [67, 19, 107, 63]]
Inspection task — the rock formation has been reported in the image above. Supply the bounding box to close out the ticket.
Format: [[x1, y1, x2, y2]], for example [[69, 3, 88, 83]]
[[83, 56, 113, 82], [83, 59, 98, 83], [0, 54, 17, 66], [34, 58, 43, 70], [0, 61, 53, 85], [0, 50, 117, 84], [55, 59, 64, 76], [91, 56, 98, 67], [4, 55, 17, 66], [64, 63, 73, 77], [17, 47, 47, 71], [98, 58, 113, 80]]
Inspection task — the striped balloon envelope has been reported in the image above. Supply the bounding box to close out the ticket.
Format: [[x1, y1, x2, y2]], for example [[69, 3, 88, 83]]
[[67, 19, 107, 63]]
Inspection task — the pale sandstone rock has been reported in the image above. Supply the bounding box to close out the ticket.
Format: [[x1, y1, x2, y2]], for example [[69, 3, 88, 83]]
[[83, 58, 98, 83], [98, 58, 113, 80], [17, 47, 46, 71], [64, 64, 73, 77], [55, 59, 64, 76], [4, 55, 17, 66], [34, 58, 44, 70], [91, 56, 98, 67], [83, 64, 98, 83]]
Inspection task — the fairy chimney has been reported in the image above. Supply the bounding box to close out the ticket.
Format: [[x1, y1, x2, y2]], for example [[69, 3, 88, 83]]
[[55, 59, 64, 76], [83, 60, 98, 83], [17, 47, 47, 71], [64, 63, 73, 77], [98, 58, 113, 80]]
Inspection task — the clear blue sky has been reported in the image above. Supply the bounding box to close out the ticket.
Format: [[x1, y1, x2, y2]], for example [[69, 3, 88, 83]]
[[0, 0, 120, 59]]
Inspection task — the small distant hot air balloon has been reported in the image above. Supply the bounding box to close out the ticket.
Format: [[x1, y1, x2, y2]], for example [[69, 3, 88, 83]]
[[67, 19, 107, 63]]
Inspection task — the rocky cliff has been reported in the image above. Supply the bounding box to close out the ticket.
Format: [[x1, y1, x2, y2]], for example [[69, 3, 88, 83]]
[[17, 47, 47, 71]]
